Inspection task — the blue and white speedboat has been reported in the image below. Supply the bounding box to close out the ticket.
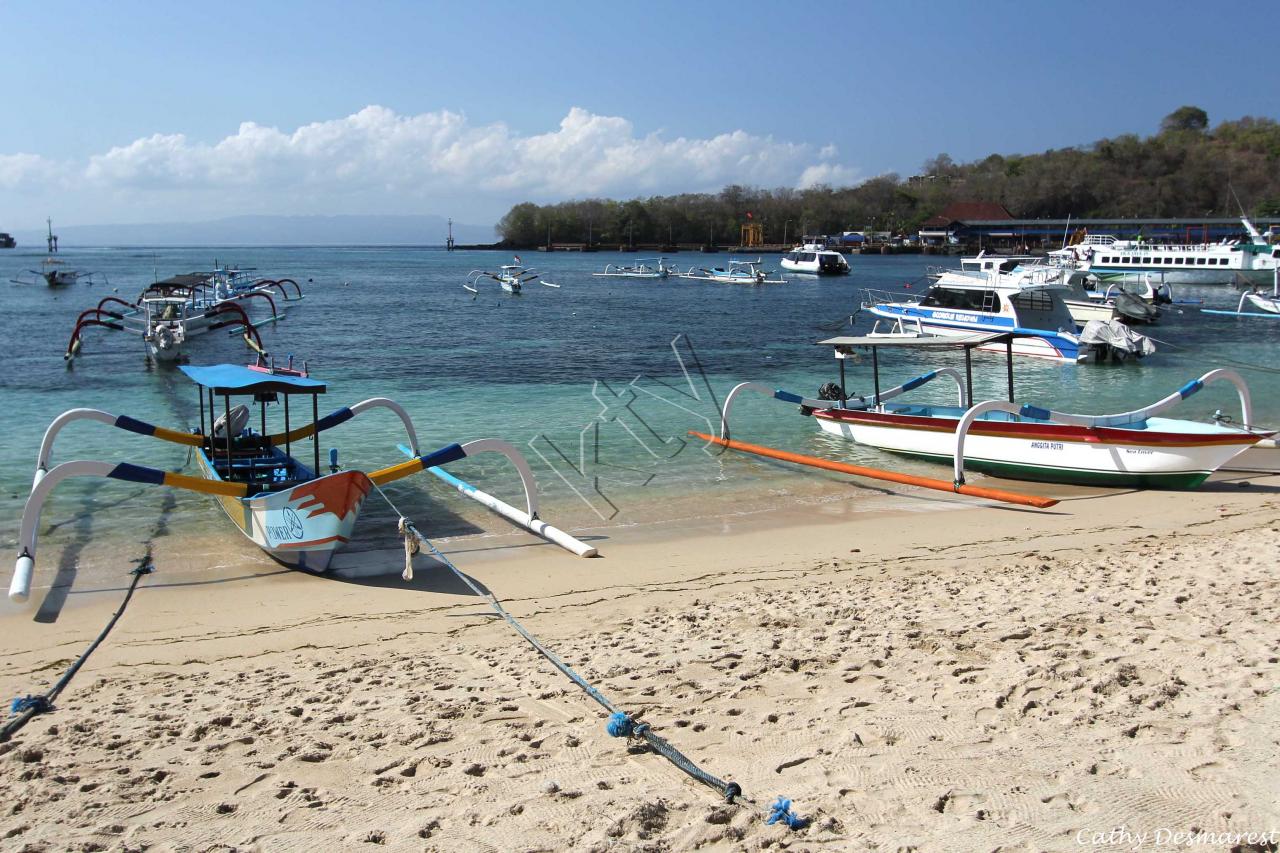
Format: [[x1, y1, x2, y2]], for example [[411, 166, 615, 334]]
[[862, 277, 1094, 363]]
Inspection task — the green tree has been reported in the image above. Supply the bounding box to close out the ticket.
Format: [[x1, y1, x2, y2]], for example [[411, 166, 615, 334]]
[[1160, 106, 1209, 134]]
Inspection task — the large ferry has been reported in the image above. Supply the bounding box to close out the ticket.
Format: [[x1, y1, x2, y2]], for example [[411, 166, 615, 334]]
[[1049, 217, 1279, 285], [0, 232, 16, 249]]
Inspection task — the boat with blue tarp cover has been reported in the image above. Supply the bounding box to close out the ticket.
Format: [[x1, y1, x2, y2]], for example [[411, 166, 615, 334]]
[[10, 357, 594, 602]]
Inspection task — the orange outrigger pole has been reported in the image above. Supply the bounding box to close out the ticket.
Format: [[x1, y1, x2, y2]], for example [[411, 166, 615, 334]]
[[689, 431, 1059, 510]]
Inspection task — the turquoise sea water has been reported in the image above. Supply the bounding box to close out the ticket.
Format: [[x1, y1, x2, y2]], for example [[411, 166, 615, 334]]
[[2, 246, 1277, 587]]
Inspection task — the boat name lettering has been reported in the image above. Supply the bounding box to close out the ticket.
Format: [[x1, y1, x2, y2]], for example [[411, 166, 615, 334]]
[[1029, 441, 1064, 451], [1123, 448, 1154, 455], [266, 508, 306, 542]]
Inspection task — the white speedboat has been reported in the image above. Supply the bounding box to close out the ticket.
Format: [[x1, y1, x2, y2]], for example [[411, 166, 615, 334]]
[[780, 241, 850, 275], [938, 254, 1164, 325], [1049, 216, 1280, 285], [862, 273, 1154, 362]]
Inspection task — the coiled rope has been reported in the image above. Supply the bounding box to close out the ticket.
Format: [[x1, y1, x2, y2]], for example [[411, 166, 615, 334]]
[[2, 561, 153, 742], [370, 483, 806, 828]]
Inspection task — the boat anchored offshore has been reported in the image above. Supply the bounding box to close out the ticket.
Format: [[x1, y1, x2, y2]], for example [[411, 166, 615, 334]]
[[592, 257, 681, 279], [10, 358, 594, 602], [780, 241, 850, 275], [681, 258, 785, 284], [65, 271, 301, 363], [465, 260, 554, 294], [717, 332, 1270, 490], [10, 257, 105, 288]]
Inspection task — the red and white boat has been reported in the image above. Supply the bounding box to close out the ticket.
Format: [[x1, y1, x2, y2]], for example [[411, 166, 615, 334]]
[[719, 333, 1270, 489]]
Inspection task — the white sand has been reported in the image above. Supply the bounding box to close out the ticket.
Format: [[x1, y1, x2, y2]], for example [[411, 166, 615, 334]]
[[1, 475, 1278, 851]]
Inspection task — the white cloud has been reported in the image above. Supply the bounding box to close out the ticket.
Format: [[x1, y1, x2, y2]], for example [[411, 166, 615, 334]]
[[0, 153, 67, 190], [7, 107, 860, 222]]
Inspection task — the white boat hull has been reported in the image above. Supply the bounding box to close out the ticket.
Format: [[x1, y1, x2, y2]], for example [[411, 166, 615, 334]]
[[198, 452, 370, 572], [813, 409, 1256, 488]]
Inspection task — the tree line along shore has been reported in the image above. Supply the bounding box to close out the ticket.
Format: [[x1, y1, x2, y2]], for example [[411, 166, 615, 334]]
[[489, 107, 1280, 251]]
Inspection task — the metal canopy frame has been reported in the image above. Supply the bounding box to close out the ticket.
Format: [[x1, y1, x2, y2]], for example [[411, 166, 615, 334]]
[[820, 332, 1021, 407]]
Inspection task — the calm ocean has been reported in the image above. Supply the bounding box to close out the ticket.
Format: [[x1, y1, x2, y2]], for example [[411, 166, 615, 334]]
[[3, 246, 1277, 587]]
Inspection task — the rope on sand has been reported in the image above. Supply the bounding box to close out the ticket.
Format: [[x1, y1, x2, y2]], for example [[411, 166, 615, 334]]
[[2, 561, 153, 742], [371, 483, 806, 829]]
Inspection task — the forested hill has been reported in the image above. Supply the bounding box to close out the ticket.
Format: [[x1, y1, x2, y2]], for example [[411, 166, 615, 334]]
[[496, 108, 1280, 246]]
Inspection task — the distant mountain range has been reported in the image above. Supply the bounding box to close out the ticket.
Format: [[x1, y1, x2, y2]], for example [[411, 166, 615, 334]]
[[2, 214, 495, 247]]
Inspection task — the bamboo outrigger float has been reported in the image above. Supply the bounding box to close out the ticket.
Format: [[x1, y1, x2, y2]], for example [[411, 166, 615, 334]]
[[11, 358, 594, 603]]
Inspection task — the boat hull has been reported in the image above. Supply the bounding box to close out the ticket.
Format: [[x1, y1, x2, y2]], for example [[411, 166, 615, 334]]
[[867, 306, 1088, 363], [1086, 266, 1275, 286], [197, 452, 371, 571], [812, 408, 1258, 489]]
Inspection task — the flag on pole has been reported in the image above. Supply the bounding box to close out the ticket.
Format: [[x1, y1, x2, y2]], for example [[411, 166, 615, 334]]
[[746, 211, 753, 220], [514, 255, 522, 263]]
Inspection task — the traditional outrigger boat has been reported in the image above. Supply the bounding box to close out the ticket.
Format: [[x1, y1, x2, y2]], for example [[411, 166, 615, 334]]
[[1203, 269, 1280, 318], [10, 357, 594, 602], [715, 332, 1270, 489], [592, 257, 680, 279], [10, 258, 104, 288], [465, 262, 545, 294], [681, 258, 784, 285], [65, 270, 301, 363]]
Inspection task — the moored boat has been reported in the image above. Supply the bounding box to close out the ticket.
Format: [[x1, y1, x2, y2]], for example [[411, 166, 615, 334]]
[[717, 332, 1269, 490], [862, 276, 1123, 363], [466, 262, 541, 294], [780, 241, 850, 275], [592, 257, 680, 279], [10, 358, 594, 602], [681, 258, 784, 284], [1049, 216, 1280, 286], [64, 271, 300, 363]]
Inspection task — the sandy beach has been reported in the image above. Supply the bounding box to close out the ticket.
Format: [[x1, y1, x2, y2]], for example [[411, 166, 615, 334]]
[[2, 473, 1278, 852]]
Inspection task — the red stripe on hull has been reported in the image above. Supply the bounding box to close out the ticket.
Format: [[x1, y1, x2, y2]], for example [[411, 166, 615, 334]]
[[814, 409, 1259, 449]]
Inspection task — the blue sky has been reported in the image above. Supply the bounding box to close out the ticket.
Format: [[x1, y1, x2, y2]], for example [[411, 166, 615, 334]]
[[2, 0, 1276, 228]]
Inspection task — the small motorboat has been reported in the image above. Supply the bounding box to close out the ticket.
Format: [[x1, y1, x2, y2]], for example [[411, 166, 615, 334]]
[[779, 240, 850, 275], [862, 272, 1155, 363]]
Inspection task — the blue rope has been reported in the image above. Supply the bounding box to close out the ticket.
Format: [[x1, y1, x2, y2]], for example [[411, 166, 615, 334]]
[[766, 796, 809, 830], [1, 562, 152, 743], [9, 696, 51, 715], [374, 491, 807, 826]]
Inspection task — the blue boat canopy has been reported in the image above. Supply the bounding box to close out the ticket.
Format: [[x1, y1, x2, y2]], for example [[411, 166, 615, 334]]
[[179, 364, 327, 395]]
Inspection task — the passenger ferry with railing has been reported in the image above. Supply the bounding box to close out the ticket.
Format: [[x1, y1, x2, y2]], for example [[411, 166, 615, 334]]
[[1049, 217, 1279, 285]]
